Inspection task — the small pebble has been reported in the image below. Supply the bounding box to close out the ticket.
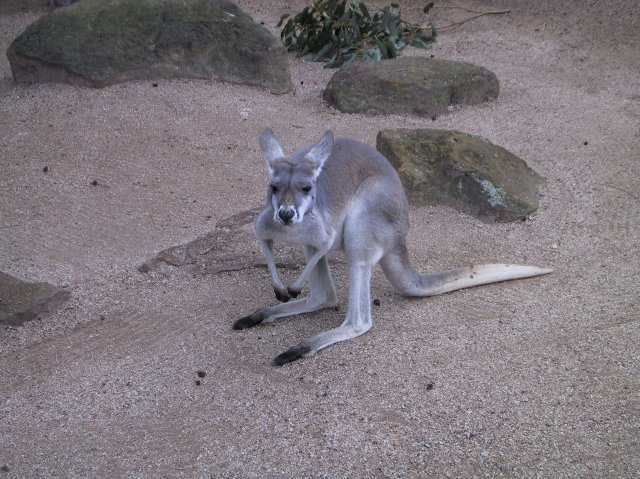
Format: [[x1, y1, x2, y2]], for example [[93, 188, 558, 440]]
[[43, 166, 49, 173], [373, 298, 381, 306], [195, 380, 201, 386], [197, 370, 206, 378], [91, 180, 98, 186]]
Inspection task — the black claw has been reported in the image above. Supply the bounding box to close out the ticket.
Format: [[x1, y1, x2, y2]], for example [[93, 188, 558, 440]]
[[233, 311, 264, 330], [274, 288, 291, 303], [287, 287, 301, 298], [273, 344, 310, 366]]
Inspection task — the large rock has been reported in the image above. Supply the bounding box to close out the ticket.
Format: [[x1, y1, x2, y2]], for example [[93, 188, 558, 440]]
[[0, 272, 70, 326], [376, 129, 544, 222], [7, 0, 292, 93], [324, 57, 498, 116]]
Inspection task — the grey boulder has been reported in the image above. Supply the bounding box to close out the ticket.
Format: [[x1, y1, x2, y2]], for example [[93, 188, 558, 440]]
[[324, 57, 498, 116], [377, 128, 544, 222], [7, 0, 292, 93]]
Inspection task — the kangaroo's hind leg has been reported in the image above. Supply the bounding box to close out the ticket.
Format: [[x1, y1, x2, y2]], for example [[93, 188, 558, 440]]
[[233, 246, 337, 330], [273, 256, 377, 365]]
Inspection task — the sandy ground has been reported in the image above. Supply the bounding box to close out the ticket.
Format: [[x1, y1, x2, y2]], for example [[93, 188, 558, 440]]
[[1, 0, 639, 477]]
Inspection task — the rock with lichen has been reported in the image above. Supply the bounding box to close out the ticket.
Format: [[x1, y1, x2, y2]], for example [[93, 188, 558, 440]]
[[376, 128, 544, 222]]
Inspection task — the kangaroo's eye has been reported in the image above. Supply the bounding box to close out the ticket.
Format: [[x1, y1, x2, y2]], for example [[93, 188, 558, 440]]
[[301, 185, 312, 193], [270, 185, 279, 193]]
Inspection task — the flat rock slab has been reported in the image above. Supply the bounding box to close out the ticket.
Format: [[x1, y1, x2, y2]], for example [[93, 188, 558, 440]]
[[0, 272, 70, 326], [7, 0, 292, 93], [323, 57, 499, 116], [139, 207, 303, 276], [377, 128, 544, 222]]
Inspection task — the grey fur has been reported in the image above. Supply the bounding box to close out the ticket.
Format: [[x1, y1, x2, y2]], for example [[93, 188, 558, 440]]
[[234, 130, 552, 365]]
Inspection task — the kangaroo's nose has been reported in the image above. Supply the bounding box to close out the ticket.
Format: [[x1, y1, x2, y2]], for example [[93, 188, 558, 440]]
[[279, 207, 295, 223]]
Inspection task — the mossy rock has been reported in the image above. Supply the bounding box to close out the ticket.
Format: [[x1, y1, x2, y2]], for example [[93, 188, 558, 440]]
[[7, 0, 292, 93], [324, 57, 498, 116], [377, 128, 544, 222]]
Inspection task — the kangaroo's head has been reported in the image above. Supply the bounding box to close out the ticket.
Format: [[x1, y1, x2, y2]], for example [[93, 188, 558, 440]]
[[259, 129, 334, 225]]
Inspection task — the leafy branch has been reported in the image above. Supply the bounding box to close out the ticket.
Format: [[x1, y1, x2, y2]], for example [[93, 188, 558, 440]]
[[278, 0, 437, 68]]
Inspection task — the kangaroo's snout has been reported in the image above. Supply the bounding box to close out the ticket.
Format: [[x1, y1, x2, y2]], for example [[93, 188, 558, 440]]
[[278, 207, 296, 224]]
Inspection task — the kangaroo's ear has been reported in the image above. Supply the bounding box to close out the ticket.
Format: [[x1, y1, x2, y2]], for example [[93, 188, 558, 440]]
[[305, 130, 334, 179], [260, 128, 284, 176]]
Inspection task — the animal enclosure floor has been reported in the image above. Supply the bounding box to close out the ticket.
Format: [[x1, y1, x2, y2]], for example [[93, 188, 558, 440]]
[[1, 1, 638, 477]]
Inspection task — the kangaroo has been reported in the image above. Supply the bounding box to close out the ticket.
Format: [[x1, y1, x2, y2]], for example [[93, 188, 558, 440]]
[[234, 129, 552, 366]]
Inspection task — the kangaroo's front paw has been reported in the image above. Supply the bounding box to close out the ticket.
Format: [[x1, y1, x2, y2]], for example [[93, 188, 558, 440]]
[[287, 286, 302, 299], [233, 310, 265, 330], [273, 344, 311, 366], [274, 287, 291, 303]]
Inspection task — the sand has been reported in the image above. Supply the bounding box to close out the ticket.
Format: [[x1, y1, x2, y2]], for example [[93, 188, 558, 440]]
[[1, 0, 638, 477]]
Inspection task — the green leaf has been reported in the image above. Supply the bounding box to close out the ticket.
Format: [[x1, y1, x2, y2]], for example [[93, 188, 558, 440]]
[[369, 45, 382, 62], [336, 0, 347, 16], [360, 2, 370, 19], [411, 37, 427, 48], [375, 38, 389, 59], [343, 52, 358, 66], [386, 15, 398, 37], [384, 38, 397, 58], [311, 41, 334, 62], [276, 13, 290, 28], [295, 6, 310, 23], [391, 37, 406, 51], [350, 14, 362, 41]]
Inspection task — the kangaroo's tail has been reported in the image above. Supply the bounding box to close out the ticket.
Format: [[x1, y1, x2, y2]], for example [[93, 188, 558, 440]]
[[380, 243, 552, 297]]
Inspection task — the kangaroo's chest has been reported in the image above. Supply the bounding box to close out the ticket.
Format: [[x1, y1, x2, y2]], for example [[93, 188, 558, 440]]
[[256, 208, 339, 251]]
